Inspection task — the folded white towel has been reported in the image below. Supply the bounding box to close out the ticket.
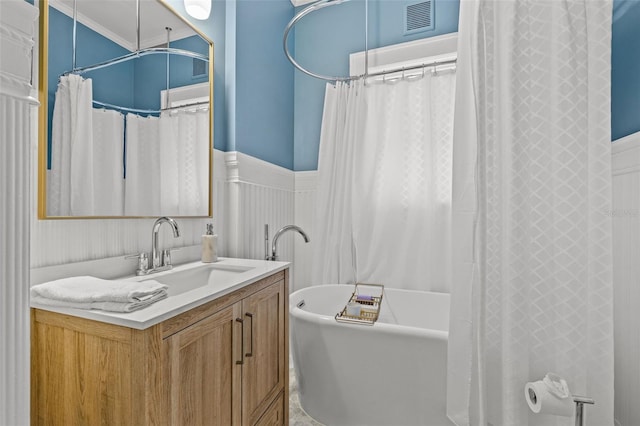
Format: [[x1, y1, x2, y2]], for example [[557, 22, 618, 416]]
[[31, 292, 167, 313], [30, 276, 168, 312]]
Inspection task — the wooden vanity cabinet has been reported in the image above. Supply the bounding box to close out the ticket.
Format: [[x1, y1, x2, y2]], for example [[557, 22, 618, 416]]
[[31, 269, 289, 426]]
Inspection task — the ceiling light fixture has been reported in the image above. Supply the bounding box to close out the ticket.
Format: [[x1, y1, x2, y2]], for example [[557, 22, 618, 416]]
[[184, 0, 211, 20]]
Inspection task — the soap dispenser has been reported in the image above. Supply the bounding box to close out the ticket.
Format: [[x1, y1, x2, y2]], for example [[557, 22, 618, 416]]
[[201, 223, 218, 263]]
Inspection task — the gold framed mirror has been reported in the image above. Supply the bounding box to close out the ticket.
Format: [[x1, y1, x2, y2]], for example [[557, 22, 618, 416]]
[[38, 0, 213, 219]]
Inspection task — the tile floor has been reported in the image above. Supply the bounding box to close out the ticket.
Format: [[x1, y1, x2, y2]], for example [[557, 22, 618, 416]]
[[289, 368, 324, 425]]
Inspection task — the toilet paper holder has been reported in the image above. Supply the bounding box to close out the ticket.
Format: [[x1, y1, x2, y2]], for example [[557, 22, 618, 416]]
[[572, 395, 594, 426]]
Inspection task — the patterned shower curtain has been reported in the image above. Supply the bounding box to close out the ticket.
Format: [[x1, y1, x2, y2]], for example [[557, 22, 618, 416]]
[[447, 0, 614, 425]]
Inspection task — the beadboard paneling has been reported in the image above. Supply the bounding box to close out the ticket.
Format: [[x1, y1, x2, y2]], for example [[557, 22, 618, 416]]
[[293, 172, 317, 292], [612, 132, 640, 426], [224, 152, 298, 283]]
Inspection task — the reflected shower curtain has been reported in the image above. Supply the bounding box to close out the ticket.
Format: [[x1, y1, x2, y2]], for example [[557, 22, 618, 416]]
[[92, 109, 124, 215], [48, 74, 124, 216], [48, 74, 94, 216], [447, 1, 614, 425], [125, 109, 209, 216], [125, 114, 161, 216], [159, 109, 209, 216], [312, 71, 456, 292]]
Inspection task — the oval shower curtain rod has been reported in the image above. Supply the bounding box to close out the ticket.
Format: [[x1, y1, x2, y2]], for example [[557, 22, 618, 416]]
[[283, 0, 360, 82], [283, 0, 457, 83], [63, 47, 209, 76]]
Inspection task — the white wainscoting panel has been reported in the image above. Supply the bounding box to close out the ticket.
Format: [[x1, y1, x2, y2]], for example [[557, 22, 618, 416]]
[[224, 152, 298, 284], [612, 132, 640, 426], [1, 1, 39, 424], [293, 171, 317, 292]]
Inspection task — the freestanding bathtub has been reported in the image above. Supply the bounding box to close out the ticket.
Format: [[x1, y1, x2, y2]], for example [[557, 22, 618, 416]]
[[290, 284, 451, 426]]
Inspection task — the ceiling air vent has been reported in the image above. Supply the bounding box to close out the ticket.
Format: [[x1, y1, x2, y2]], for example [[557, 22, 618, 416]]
[[404, 1, 434, 35]]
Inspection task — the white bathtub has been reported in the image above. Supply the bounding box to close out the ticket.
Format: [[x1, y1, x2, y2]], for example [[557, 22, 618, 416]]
[[290, 285, 451, 426]]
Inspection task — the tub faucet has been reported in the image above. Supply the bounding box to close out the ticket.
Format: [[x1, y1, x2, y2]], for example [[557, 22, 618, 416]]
[[151, 216, 180, 270], [265, 224, 310, 261]]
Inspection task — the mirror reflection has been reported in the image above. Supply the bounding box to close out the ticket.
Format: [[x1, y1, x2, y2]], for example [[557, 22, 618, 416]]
[[40, 0, 213, 218]]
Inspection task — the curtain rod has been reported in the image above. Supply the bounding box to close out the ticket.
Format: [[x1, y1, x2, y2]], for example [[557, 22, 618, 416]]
[[93, 99, 210, 115], [361, 58, 457, 81], [283, 0, 456, 83], [62, 47, 209, 76]]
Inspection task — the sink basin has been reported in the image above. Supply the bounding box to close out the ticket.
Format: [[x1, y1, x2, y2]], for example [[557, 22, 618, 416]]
[[146, 263, 254, 296]]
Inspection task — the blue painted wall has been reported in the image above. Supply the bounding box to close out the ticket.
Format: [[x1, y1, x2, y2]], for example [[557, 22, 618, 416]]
[[46, 0, 640, 171], [234, 0, 295, 169], [612, 0, 640, 141], [166, 0, 295, 167], [165, 0, 227, 151], [292, 0, 460, 171]]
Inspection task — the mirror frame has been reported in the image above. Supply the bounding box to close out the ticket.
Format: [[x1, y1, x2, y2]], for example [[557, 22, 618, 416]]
[[37, 0, 214, 219]]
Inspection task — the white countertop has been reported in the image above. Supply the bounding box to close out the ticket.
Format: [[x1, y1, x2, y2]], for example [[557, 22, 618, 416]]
[[30, 257, 289, 330]]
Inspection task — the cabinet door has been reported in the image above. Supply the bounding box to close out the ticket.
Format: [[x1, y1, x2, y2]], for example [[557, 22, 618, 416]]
[[241, 280, 286, 425], [164, 302, 243, 426], [254, 392, 284, 426]]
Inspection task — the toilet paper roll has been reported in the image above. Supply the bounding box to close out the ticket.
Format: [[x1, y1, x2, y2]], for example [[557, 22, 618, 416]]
[[525, 381, 574, 417]]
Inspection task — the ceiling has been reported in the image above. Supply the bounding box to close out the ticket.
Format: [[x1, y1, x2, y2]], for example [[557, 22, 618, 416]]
[[49, 0, 198, 51]]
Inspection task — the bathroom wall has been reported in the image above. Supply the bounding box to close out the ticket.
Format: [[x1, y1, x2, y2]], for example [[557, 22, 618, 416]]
[[164, 0, 227, 151], [166, 0, 295, 168], [612, 0, 640, 141], [292, 0, 460, 171], [233, 0, 295, 170], [32, 0, 297, 273], [41, 0, 640, 170]]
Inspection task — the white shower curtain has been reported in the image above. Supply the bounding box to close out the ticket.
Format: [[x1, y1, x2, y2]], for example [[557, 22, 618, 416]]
[[447, 1, 614, 425], [312, 70, 456, 291]]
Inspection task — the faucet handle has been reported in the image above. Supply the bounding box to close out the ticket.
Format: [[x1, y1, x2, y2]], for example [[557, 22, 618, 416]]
[[125, 252, 149, 275], [161, 248, 180, 267]]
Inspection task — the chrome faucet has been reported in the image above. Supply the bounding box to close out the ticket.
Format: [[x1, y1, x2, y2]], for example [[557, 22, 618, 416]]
[[265, 224, 310, 261], [126, 217, 181, 275], [151, 216, 180, 270]]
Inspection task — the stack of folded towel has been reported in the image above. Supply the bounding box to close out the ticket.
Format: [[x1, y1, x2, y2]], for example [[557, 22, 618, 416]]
[[30, 276, 168, 313]]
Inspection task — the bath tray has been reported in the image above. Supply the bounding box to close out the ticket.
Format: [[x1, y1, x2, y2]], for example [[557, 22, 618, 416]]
[[335, 283, 384, 326]]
